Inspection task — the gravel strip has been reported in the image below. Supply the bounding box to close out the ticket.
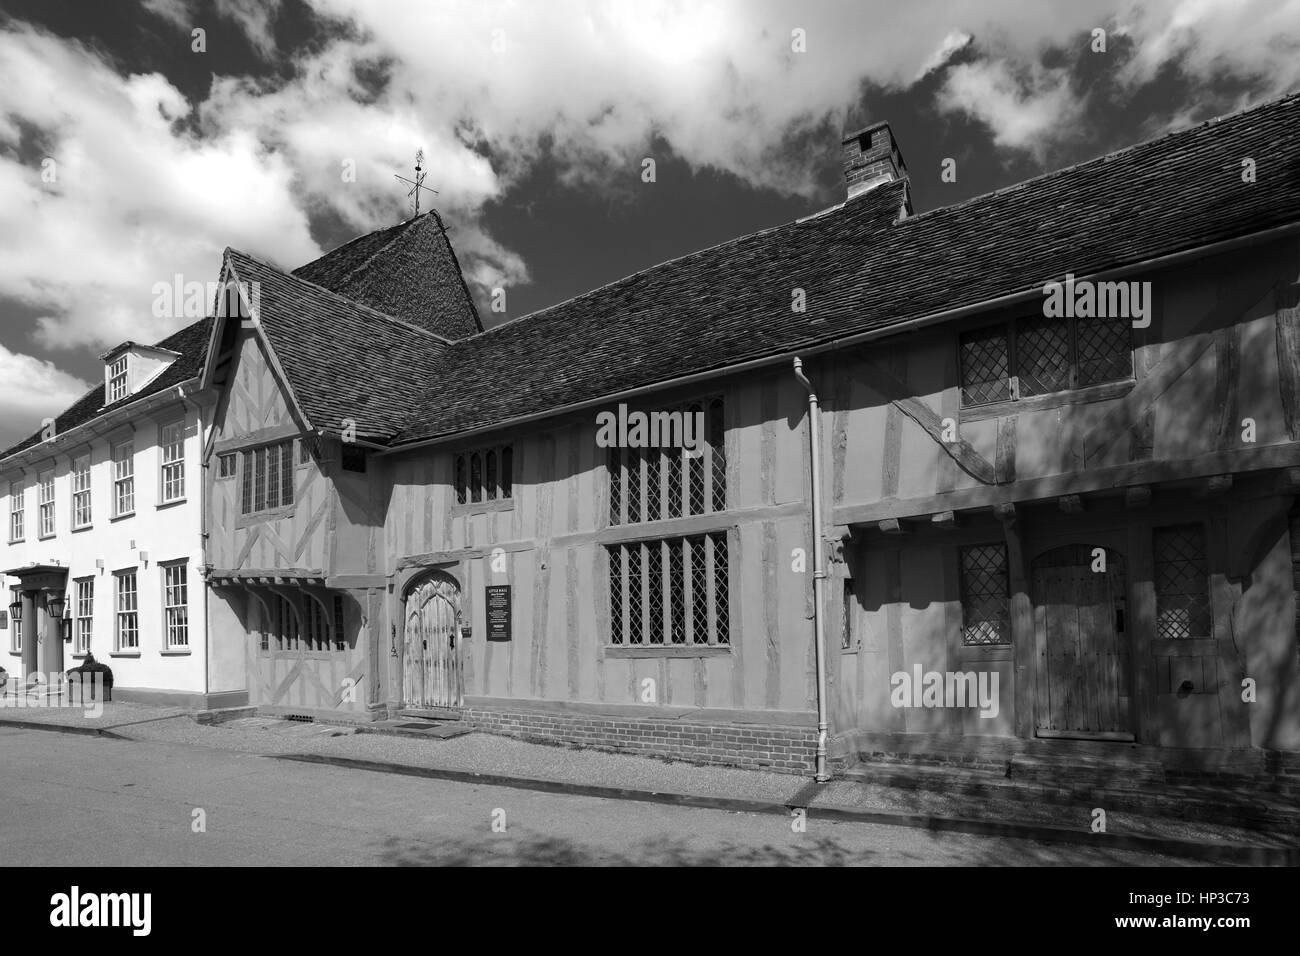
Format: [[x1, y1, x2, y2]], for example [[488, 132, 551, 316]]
[[0, 699, 188, 729]]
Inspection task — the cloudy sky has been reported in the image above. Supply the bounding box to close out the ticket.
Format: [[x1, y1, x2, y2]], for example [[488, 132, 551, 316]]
[[1, 0, 1298, 449]]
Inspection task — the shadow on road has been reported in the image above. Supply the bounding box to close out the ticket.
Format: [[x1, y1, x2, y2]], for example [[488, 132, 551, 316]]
[[373, 825, 1197, 866]]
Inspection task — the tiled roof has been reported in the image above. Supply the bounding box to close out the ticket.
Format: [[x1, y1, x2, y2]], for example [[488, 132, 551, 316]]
[[0, 317, 214, 462], [292, 211, 482, 340], [388, 91, 1300, 446], [225, 250, 450, 442]]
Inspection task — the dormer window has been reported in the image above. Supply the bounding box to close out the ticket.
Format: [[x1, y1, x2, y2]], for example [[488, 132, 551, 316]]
[[100, 343, 181, 407], [107, 355, 129, 404]]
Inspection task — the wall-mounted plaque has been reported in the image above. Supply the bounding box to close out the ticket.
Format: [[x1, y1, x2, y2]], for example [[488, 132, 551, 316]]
[[486, 585, 511, 642]]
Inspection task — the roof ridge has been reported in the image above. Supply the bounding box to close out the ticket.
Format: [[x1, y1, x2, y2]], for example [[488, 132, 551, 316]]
[[455, 208, 817, 343], [903, 89, 1300, 227], [225, 246, 455, 346], [295, 214, 422, 287]]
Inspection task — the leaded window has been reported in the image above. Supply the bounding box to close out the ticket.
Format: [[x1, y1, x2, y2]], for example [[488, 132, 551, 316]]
[[1154, 525, 1211, 639], [454, 444, 512, 506], [959, 543, 1011, 645], [960, 313, 1131, 407], [608, 532, 729, 646], [607, 397, 726, 526], [239, 440, 294, 515]]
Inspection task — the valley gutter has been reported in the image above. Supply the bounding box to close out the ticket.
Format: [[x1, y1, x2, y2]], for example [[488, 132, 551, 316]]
[[377, 219, 1300, 456], [792, 357, 830, 783]]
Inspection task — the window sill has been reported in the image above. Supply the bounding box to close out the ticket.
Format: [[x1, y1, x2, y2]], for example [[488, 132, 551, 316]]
[[37, 533, 56, 541], [161, 648, 191, 656], [71, 524, 93, 534], [109, 651, 141, 658], [603, 644, 731, 659], [110, 512, 136, 523], [156, 498, 187, 511], [7, 539, 23, 545], [451, 498, 514, 516], [960, 379, 1135, 422]]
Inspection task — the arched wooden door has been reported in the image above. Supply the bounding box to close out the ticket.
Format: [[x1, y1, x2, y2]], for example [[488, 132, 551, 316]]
[[403, 575, 462, 709], [1031, 544, 1132, 740]]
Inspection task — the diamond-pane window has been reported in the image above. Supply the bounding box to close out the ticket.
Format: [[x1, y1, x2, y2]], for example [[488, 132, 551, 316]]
[[606, 397, 725, 526], [647, 540, 665, 644], [960, 327, 1011, 405], [959, 544, 1010, 645], [1076, 314, 1132, 386], [607, 534, 729, 646], [1015, 316, 1070, 397], [609, 545, 623, 645], [626, 543, 643, 645], [960, 311, 1131, 407], [1154, 525, 1210, 639]]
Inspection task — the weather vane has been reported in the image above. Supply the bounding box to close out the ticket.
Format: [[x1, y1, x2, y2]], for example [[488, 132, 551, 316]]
[[394, 148, 438, 218]]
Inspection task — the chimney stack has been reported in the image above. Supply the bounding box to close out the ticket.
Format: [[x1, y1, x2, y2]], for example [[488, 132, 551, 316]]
[[841, 122, 909, 205]]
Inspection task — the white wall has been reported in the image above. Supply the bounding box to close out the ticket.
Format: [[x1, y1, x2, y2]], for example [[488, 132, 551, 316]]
[[0, 398, 210, 694]]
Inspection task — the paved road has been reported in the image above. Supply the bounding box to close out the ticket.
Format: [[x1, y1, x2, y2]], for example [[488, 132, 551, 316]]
[[0, 726, 1197, 866]]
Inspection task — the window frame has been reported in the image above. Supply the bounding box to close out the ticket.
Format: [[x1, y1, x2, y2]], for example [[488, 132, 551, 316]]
[[453, 442, 514, 511], [606, 395, 727, 528], [238, 439, 296, 517], [959, 313, 1134, 410], [114, 569, 139, 653], [71, 453, 92, 529], [8, 481, 24, 543], [9, 587, 21, 652], [107, 354, 128, 404], [159, 419, 186, 504], [957, 542, 1012, 646], [112, 439, 135, 518], [606, 531, 731, 654], [37, 469, 55, 538], [73, 577, 94, 656], [1153, 523, 1212, 641], [161, 560, 189, 650]]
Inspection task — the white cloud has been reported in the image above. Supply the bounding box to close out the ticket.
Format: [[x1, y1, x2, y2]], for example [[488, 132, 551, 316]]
[[936, 59, 1085, 160], [0, 24, 319, 351], [917, 30, 973, 81], [0, 344, 91, 443], [2, 0, 1299, 365]]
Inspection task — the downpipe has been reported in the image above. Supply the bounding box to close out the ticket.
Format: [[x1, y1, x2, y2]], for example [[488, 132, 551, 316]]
[[792, 357, 830, 783]]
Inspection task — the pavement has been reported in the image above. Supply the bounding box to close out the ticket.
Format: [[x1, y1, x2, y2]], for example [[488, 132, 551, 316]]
[[1, 702, 1296, 865], [0, 724, 1207, 866]]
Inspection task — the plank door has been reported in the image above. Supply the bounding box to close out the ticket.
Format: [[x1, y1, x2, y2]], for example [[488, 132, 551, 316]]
[[403, 579, 463, 709], [1033, 545, 1131, 739]]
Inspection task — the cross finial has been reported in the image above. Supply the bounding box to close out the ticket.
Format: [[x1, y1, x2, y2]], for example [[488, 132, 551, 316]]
[[394, 149, 438, 218]]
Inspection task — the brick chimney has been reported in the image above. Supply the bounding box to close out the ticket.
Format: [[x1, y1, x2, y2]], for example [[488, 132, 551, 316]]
[[841, 121, 909, 203]]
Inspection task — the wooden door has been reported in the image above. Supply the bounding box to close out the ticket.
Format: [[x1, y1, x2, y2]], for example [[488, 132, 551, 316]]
[[402, 577, 462, 709], [1032, 545, 1131, 739]]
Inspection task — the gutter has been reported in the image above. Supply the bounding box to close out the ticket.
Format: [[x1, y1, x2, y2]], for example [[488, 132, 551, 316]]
[[378, 219, 1300, 456], [0, 379, 202, 475], [792, 358, 830, 784]]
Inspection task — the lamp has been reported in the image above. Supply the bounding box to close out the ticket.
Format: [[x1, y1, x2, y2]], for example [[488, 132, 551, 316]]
[[45, 592, 65, 620], [8, 598, 21, 621]]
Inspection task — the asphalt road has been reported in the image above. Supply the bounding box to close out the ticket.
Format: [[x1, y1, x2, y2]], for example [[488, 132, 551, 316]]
[[0, 726, 1197, 866]]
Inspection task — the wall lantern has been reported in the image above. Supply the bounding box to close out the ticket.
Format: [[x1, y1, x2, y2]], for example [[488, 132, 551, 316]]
[[45, 592, 66, 620]]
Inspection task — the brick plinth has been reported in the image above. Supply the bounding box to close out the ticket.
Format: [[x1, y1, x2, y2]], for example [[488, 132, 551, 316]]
[[465, 707, 817, 773]]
